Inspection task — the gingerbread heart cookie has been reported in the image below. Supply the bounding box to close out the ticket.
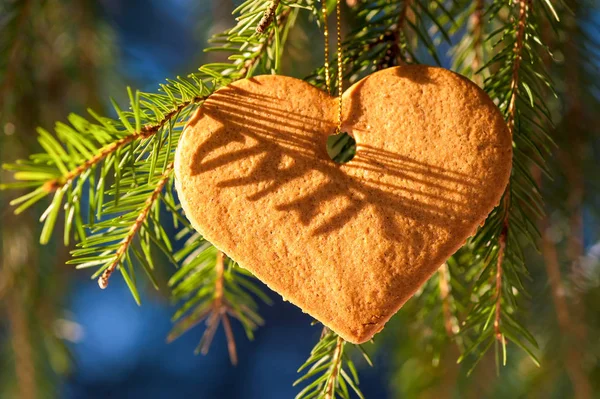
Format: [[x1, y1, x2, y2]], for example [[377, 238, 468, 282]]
[[174, 66, 511, 343]]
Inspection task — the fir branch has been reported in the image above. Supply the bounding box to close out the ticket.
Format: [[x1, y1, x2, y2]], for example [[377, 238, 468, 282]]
[[41, 102, 199, 193], [307, 0, 455, 89], [168, 240, 271, 365], [450, 0, 486, 83], [256, 0, 282, 34], [471, 0, 484, 73], [1, 82, 210, 246], [438, 263, 457, 339], [493, 0, 530, 354], [395, 0, 412, 65], [323, 337, 344, 399], [97, 162, 174, 290], [67, 147, 179, 303], [459, 0, 559, 372], [411, 257, 467, 363], [188, 251, 238, 364], [493, 232, 507, 344], [294, 330, 371, 399], [506, 0, 528, 134], [2, 0, 302, 303]]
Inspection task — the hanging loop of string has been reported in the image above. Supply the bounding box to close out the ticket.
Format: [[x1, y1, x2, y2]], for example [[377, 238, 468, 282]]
[[321, 0, 331, 94], [321, 0, 344, 135]]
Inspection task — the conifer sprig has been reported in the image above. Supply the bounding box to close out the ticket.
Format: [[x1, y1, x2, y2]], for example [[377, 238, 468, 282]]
[[450, 0, 486, 82], [0, 0, 565, 387], [1, 81, 209, 246], [98, 162, 174, 290], [459, 0, 558, 372], [411, 259, 467, 362], [167, 241, 272, 365], [66, 146, 181, 302], [294, 330, 372, 399], [307, 0, 454, 90], [1, 0, 303, 360], [1, 0, 301, 288]]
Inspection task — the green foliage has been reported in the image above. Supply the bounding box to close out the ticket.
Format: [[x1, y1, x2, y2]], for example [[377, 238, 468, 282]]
[[307, 0, 455, 90], [1, 76, 210, 242], [1, 0, 302, 287], [450, 0, 486, 78], [294, 330, 372, 399], [459, 0, 558, 372], [1, 0, 576, 395], [167, 238, 272, 361], [1, 0, 304, 363], [411, 260, 467, 364]]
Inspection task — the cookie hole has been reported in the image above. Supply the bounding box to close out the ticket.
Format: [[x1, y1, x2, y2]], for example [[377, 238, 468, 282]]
[[326, 132, 356, 164]]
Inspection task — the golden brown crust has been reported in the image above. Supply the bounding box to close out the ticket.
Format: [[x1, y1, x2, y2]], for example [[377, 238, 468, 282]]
[[174, 66, 511, 344]]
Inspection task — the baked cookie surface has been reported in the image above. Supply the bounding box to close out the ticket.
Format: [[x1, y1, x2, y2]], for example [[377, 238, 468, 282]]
[[175, 66, 511, 343]]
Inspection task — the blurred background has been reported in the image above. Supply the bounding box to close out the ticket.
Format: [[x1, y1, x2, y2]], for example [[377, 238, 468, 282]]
[[1, 0, 599, 398]]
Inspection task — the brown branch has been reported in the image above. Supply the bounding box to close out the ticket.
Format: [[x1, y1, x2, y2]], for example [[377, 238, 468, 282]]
[[561, 16, 586, 297], [470, 0, 485, 85], [371, 0, 414, 70], [222, 312, 238, 365], [493, 0, 529, 341], [215, 251, 225, 304], [98, 162, 174, 289], [506, 0, 528, 134], [397, 0, 411, 38], [214, 251, 239, 365], [198, 251, 240, 365], [199, 310, 221, 356], [165, 253, 238, 363], [394, 0, 413, 65], [494, 228, 507, 342], [540, 216, 592, 399], [566, 172, 584, 288], [324, 336, 345, 399], [438, 263, 455, 338], [43, 99, 202, 193]]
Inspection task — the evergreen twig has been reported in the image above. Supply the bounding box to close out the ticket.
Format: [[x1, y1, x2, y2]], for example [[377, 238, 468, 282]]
[[0, 0, 570, 388], [294, 330, 371, 399], [168, 241, 272, 364], [450, 0, 486, 84], [97, 162, 174, 290], [1, 0, 302, 295], [459, 0, 558, 372], [307, 0, 454, 89], [1, 0, 304, 361]]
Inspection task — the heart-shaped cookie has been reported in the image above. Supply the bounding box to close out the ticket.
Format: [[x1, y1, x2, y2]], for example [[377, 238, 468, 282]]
[[174, 66, 511, 344]]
